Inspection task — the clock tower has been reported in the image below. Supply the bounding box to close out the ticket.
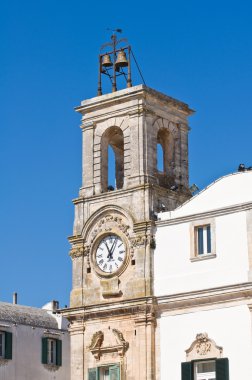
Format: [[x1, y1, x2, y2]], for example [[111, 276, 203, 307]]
[[64, 83, 193, 380]]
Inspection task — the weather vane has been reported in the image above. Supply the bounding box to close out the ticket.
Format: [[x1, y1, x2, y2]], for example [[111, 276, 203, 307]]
[[98, 29, 132, 95]]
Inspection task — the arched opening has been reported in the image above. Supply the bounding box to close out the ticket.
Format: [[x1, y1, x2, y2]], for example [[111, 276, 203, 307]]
[[108, 145, 116, 188], [157, 143, 164, 172], [156, 128, 175, 186], [101, 127, 124, 192]]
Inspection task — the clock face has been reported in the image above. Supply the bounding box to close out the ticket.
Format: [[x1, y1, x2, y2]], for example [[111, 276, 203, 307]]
[[95, 235, 126, 274]]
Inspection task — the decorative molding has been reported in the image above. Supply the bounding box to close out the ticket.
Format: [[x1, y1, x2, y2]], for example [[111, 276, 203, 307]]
[[90, 214, 130, 244], [157, 282, 252, 315], [88, 329, 129, 360], [112, 329, 129, 356], [89, 331, 104, 359], [186, 333, 223, 361]]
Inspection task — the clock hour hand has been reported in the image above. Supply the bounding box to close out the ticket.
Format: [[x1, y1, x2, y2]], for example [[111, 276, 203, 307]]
[[105, 240, 113, 260]]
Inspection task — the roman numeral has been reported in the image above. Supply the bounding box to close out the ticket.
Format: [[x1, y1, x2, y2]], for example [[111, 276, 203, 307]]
[[119, 250, 125, 254], [118, 257, 123, 262], [99, 259, 104, 265]]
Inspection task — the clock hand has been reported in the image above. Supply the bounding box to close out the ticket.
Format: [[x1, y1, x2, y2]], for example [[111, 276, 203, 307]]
[[111, 237, 118, 255], [104, 241, 112, 259]]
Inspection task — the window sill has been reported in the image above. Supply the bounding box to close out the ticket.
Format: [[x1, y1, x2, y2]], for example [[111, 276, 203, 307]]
[[0, 358, 9, 366], [43, 364, 60, 372], [190, 253, 216, 262]]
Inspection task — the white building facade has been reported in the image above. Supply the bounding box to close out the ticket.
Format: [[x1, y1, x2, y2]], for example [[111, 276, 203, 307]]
[[0, 301, 70, 380], [155, 171, 252, 379]]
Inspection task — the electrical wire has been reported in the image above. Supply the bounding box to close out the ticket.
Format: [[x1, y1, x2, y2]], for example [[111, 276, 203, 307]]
[[131, 49, 147, 86]]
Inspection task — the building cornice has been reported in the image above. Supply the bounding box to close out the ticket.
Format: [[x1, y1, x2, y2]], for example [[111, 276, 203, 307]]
[[60, 282, 252, 322], [156, 201, 252, 227], [157, 282, 252, 315]]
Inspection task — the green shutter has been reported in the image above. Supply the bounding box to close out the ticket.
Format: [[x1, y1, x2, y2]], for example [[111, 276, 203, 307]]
[[109, 365, 120, 380], [181, 361, 193, 380], [216, 358, 229, 380], [88, 368, 98, 380], [4, 332, 12, 360], [56, 339, 62, 366], [41, 337, 48, 364]]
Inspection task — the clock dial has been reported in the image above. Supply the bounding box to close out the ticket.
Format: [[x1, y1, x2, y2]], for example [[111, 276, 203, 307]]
[[95, 235, 126, 274]]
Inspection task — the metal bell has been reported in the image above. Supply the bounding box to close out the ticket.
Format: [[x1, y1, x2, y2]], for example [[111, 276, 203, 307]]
[[115, 50, 128, 68], [102, 54, 113, 67]]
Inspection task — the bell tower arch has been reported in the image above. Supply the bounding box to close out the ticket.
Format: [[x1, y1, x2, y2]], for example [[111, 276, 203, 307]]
[[65, 85, 194, 380]]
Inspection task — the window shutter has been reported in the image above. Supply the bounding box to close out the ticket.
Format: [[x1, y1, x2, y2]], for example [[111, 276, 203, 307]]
[[41, 337, 48, 364], [207, 225, 211, 253], [109, 365, 120, 380], [4, 332, 12, 360], [56, 339, 62, 366], [88, 368, 98, 380], [216, 358, 229, 380], [181, 361, 193, 380]]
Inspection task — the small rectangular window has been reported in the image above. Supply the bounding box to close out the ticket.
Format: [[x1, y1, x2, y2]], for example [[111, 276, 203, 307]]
[[48, 339, 57, 365], [196, 225, 211, 255], [42, 337, 62, 366]]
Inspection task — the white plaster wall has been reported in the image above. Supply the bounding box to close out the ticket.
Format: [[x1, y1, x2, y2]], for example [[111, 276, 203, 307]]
[[159, 305, 252, 380], [0, 323, 70, 380], [155, 211, 249, 295]]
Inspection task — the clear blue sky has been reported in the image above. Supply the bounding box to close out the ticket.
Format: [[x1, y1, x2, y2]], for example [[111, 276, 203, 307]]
[[1, 0, 252, 308]]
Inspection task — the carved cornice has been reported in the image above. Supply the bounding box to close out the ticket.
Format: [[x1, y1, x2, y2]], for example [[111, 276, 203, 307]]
[[61, 297, 157, 322]]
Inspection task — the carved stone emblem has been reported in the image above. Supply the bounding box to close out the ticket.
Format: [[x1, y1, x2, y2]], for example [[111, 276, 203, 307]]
[[88, 329, 129, 360], [90, 214, 130, 244], [195, 333, 211, 355], [185, 333, 223, 361], [88, 331, 104, 359]]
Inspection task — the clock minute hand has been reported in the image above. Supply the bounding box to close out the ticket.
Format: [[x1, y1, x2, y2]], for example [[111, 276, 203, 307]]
[[111, 237, 118, 255]]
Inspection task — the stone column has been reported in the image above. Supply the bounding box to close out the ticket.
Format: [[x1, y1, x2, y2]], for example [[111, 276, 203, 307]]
[[69, 320, 85, 380], [81, 122, 94, 197], [179, 123, 189, 189]]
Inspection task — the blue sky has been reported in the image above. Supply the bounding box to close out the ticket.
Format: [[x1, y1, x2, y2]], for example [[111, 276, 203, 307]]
[[1, 0, 252, 308]]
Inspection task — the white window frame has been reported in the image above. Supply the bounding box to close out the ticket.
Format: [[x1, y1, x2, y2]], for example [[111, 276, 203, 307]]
[[190, 218, 216, 262], [0, 332, 5, 358], [47, 338, 57, 365], [194, 360, 216, 380]]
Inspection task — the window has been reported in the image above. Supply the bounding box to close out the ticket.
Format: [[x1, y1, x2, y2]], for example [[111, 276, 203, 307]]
[[181, 358, 229, 380], [195, 360, 216, 380], [0, 331, 12, 360], [42, 337, 62, 366], [196, 225, 211, 255], [190, 219, 216, 262], [88, 364, 120, 380]]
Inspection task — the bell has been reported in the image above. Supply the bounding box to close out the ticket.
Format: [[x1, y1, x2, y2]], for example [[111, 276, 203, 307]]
[[115, 50, 128, 68], [102, 54, 113, 67]]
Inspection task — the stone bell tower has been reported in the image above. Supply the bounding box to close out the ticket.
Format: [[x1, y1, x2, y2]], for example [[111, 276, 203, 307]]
[[63, 83, 193, 380]]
